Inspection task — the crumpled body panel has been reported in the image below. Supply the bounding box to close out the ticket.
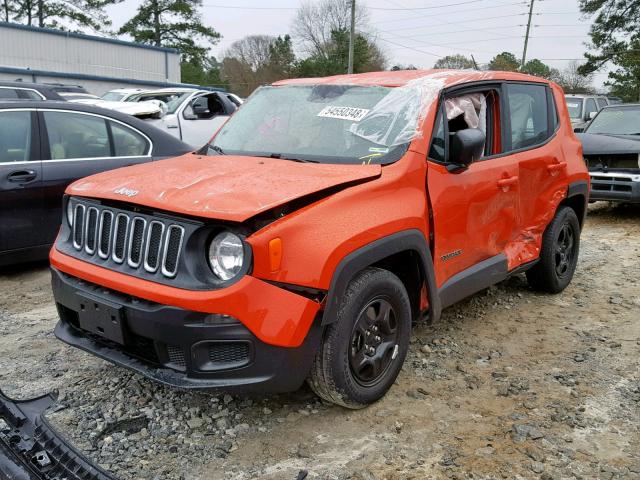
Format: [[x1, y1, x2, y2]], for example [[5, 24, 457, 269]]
[[67, 154, 381, 222]]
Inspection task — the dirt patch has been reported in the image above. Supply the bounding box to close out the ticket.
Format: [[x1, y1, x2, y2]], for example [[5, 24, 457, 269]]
[[1, 203, 638, 479]]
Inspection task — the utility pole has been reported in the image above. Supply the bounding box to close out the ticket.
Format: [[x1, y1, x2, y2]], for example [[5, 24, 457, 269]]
[[348, 0, 355, 74], [521, 0, 535, 68]]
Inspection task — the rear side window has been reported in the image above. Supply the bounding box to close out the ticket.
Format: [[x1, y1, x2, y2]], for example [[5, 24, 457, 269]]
[[0, 111, 32, 162], [584, 98, 598, 119], [44, 111, 110, 159], [110, 121, 150, 157], [21, 89, 44, 100], [506, 83, 548, 150], [0, 88, 19, 99]]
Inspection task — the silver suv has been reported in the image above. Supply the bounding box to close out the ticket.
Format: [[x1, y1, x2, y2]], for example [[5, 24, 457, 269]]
[[565, 94, 610, 131]]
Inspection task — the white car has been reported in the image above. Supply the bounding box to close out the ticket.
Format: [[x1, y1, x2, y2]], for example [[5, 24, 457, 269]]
[[127, 88, 241, 147], [100, 88, 146, 102]]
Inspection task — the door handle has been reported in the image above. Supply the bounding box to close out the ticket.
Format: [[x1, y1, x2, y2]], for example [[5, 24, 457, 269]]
[[7, 169, 37, 183], [167, 124, 179, 129], [497, 176, 518, 190], [547, 162, 567, 173]]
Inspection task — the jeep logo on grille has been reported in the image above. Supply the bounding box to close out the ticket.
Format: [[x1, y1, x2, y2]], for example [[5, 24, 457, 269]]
[[114, 187, 139, 197]]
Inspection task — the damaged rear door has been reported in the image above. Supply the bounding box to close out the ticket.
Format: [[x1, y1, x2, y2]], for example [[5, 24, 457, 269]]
[[504, 82, 568, 266]]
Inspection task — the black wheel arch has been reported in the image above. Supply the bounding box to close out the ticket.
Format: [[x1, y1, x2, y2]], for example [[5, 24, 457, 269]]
[[321, 229, 441, 326], [563, 180, 589, 228]]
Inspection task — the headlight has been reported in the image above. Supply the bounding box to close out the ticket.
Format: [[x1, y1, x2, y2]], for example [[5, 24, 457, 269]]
[[67, 200, 74, 227], [207, 231, 244, 281]]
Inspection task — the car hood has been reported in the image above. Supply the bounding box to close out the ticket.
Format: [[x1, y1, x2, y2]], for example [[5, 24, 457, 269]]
[[577, 132, 640, 155], [67, 153, 382, 222], [72, 99, 164, 118]]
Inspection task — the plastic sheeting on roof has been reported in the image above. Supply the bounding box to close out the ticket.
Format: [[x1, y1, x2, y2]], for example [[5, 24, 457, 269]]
[[348, 70, 493, 147]]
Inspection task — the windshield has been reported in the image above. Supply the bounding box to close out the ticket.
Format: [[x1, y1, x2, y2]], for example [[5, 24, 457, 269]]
[[586, 106, 640, 135], [208, 84, 421, 165], [101, 92, 126, 101], [565, 98, 583, 119], [129, 92, 192, 114]]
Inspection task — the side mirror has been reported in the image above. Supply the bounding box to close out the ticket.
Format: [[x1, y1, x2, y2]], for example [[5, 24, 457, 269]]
[[192, 97, 209, 116], [448, 128, 485, 170], [588, 111, 597, 120]]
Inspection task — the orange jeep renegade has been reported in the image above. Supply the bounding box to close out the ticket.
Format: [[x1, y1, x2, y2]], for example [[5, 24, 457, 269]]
[[50, 70, 589, 408]]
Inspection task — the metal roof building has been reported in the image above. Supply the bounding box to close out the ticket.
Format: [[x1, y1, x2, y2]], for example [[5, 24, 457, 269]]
[[0, 22, 190, 95]]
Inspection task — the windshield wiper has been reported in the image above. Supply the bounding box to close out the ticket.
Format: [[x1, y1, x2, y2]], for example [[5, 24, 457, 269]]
[[209, 145, 226, 155], [266, 153, 319, 163]]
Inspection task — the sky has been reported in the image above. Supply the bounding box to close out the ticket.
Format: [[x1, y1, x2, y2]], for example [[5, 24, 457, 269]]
[[105, 0, 612, 91]]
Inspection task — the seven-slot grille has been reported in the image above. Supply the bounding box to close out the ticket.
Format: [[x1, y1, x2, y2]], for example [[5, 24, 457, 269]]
[[71, 202, 185, 278]]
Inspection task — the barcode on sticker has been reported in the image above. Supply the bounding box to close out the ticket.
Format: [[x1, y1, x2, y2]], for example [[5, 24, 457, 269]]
[[317, 106, 370, 121]]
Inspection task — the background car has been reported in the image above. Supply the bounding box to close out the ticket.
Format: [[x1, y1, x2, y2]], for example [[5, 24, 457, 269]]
[[100, 88, 145, 102], [566, 94, 610, 131], [0, 101, 192, 266], [576, 103, 640, 203], [58, 92, 101, 102], [0, 81, 65, 100], [128, 88, 241, 147], [43, 83, 90, 94]]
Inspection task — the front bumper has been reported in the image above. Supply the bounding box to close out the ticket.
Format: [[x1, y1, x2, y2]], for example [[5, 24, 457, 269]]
[[0, 388, 115, 480], [589, 171, 640, 203], [51, 268, 323, 393]]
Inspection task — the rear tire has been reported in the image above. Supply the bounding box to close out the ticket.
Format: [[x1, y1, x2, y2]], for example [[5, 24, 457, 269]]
[[526, 206, 581, 293], [308, 268, 411, 409]]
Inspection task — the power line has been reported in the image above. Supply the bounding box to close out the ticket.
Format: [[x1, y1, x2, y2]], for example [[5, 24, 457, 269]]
[[201, 4, 296, 10], [376, 29, 509, 55], [370, 0, 527, 27], [376, 37, 443, 58], [376, 12, 528, 35], [367, 0, 487, 10], [381, 25, 522, 39]]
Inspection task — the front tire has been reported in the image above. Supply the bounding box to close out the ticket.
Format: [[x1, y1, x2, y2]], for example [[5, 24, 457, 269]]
[[526, 206, 581, 293], [308, 268, 411, 409]]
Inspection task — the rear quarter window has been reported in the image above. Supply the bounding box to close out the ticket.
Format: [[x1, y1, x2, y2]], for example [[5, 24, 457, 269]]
[[506, 83, 549, 151], [0, 88, 19, 99]]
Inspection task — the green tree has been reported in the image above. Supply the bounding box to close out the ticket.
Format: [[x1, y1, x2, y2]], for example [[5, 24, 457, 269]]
[[521, 59, 551, 78], [119, 0, 221, 67], [267, 35, 296, 79], [433, 54, 474, 70], [578, 0, 640, 100], [604, 39, 640, 102], [180, 57, 228, 89], [12, 0, 118, 31], [578, 0, 640, 73], [390, 64, 418, 71], [296, 29, 385, 77], [488, 52, 520, 72]]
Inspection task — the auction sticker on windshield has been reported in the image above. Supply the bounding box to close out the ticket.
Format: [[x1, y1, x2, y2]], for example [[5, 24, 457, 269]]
[[317, 106, 370, 121]]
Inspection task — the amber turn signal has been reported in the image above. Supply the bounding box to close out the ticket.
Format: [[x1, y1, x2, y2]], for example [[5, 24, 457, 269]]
[[268, 238, 283, 272]]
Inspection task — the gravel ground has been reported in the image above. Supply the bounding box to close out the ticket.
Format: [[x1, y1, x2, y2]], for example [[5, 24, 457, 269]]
[[0, 202, 638, 480]]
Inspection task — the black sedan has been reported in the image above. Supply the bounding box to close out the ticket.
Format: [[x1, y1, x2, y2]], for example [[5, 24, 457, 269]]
[[0, 101, 192, 266], [576, 104, 640, 204], [0, 81, 66, 101]]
